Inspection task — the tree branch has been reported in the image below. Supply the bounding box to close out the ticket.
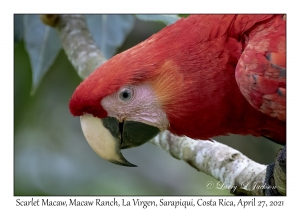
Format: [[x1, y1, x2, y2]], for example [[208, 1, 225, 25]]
[[151, 131, 266, 195], [41, 14, 107, 79], [40, 14, 283, 196]]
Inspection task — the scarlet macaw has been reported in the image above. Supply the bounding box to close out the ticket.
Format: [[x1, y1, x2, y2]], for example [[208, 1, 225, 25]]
[[69, 15, 286, 168]]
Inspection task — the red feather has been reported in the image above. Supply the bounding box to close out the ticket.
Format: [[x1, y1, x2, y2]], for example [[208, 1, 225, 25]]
[[69, 15, 286, 144], [235, 15, 286, 122]]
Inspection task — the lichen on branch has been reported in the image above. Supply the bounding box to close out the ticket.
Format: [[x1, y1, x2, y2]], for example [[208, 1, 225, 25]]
[[41, 14, 107, 79]]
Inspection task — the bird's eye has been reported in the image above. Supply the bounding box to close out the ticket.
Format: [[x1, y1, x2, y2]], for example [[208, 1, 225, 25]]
[[118, 87, 133, 102]]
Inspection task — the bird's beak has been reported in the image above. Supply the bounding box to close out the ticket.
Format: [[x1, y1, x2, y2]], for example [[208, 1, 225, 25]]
[[80, 114, 160, 166]]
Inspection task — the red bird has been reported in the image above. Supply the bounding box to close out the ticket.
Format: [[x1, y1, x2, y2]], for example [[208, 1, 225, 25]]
[[69, 15, 286, 166]]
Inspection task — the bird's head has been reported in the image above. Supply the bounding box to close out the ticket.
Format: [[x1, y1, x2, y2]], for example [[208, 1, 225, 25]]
[[69, 15, 212, 166], [69, 28, 189, 166]]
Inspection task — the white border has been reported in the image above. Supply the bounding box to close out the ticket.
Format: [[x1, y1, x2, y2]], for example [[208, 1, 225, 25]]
[[3, 0, 298, 208]]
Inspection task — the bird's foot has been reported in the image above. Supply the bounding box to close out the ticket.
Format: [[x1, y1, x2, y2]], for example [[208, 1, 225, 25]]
[[264, 146, 286, 196]]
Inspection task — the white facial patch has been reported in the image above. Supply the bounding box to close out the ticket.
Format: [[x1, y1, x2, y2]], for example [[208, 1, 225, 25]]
[[101, 83, 169, 131]]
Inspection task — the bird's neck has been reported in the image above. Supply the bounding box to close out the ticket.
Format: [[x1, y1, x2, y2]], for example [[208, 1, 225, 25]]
[[161, 44, 285, 142]]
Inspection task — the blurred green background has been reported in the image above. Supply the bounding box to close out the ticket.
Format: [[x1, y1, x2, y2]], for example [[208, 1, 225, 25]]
[[14, 15, 282, 196]]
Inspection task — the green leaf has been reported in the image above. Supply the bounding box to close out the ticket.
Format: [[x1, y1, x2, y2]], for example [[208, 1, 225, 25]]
[[178, 14, 190, 18], [14, 14, 24, 43], [23, 15, 61, 95], [86, 15, 135, 59], [135, 15, 180, 25]]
